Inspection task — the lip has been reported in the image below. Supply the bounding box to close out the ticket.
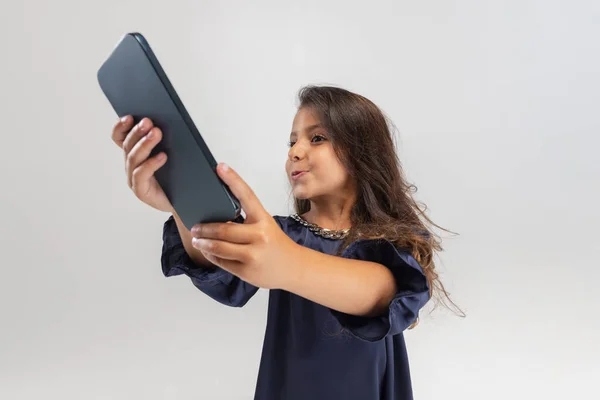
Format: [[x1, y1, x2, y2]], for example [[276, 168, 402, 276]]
[[291, 170, 308, 180]]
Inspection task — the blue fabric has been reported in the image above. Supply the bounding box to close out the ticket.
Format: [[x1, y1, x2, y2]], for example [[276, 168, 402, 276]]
[[161, 214, 430, 400]]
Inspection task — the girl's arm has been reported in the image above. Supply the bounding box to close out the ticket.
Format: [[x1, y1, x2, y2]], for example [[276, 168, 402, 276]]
[[171, 210, 214, 268], [281, 239, 430, 341], [282, 245, 398, 317], [161, 214, 259, 308]]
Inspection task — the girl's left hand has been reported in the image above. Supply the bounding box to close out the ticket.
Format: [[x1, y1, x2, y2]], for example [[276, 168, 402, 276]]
[[190, 163, 298, 289]]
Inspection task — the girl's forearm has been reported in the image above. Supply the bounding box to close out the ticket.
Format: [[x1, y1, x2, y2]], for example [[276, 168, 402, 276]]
[[171, 211, 215, 269], [281, 244, 397, 317]]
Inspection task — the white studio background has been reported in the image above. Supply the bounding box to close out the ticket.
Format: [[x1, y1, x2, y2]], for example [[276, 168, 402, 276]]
[[0, 1, 598, 399]]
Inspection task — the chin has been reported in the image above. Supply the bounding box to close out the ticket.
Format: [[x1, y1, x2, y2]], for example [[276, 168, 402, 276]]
[[291, 186, 312, 200]]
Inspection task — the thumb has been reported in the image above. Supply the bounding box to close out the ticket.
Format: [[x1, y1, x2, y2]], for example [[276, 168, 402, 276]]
[[217, 163, 266, 222]]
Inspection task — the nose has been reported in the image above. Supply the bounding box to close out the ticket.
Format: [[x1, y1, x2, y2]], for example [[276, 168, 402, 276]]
[[288, 141, 307, 161]]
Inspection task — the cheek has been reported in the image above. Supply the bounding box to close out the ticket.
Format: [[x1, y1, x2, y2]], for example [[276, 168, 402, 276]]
[[332, 168, 350, 187], [312, 159, 347, 186], [326, 157, 351, 185]]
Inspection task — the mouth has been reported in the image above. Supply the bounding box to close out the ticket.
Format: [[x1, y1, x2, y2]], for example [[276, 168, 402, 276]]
[[291, 170, 308, 180]]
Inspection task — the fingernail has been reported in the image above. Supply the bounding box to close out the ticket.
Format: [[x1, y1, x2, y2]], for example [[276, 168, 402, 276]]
[[121, 116, 129, 124], [192, 238, 206, 248], [221, 163, 229, 171], [147, 129, 154, 139]]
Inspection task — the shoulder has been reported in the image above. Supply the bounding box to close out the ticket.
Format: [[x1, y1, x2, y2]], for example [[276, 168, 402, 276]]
[[342, 238, 423, 272], [271, 214, 293, 228]]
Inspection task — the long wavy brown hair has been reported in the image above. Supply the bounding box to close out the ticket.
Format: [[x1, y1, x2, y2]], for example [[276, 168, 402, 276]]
[[291, 85, 465, 324]]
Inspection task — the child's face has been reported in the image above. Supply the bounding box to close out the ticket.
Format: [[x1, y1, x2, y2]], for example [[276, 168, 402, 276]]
[[286, 107, 355, 202]]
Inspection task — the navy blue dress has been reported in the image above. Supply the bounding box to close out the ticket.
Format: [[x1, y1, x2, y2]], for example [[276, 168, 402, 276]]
[[161, 214, 430, 400]]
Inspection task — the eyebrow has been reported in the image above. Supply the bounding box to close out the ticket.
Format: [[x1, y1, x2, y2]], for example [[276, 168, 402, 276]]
[[290, 124, 323, 138]]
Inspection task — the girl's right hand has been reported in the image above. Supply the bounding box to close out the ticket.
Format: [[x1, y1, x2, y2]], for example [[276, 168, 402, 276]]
[[111, 115, 174, 213]]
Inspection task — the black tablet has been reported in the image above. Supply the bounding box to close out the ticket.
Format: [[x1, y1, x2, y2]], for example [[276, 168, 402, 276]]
[[97, 32, 241, 230]]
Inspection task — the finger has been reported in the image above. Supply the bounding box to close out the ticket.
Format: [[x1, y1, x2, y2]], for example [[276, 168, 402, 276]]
[[192, 238, 250, 263], [190, 221, 256, 244], [216, 163, 265, 220], [126, 126, 163, 187], [112, 115, 134, 147], [131, 152, 168, 194], [123, 118, 153, 156]]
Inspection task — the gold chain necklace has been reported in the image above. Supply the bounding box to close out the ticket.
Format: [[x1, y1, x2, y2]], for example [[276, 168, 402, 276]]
[[290, 213, 350, 240]]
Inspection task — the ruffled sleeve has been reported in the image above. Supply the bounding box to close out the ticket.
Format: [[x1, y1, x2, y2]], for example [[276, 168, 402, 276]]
[[160, 214, 258, 307], [330, 239, 430, 342]]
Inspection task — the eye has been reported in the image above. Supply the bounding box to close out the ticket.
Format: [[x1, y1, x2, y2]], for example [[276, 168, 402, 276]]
[[288, 135, 327, 148], [311, 134, 326, 143]]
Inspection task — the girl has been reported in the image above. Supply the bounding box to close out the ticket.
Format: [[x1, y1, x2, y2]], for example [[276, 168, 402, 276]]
[[111, 85, 460, 400]]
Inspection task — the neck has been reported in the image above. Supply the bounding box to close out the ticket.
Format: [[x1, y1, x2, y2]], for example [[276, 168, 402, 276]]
[[301, 195, 355, 231]]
